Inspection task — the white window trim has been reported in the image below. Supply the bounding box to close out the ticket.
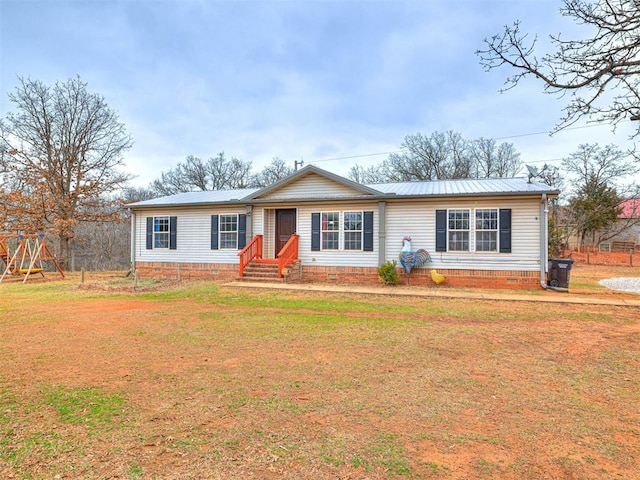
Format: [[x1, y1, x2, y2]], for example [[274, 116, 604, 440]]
[[448, 209, 470, 252], [154, 216, 170, 249], [319, 210, 365, 251], [219, 214, 239, 250], [474, 208, 499, 253], [343, 211, 364, 251], [445, 208, 503, 253]]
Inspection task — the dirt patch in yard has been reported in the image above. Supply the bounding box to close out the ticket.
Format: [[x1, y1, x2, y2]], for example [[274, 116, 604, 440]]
[[0, 268, 638, 479]]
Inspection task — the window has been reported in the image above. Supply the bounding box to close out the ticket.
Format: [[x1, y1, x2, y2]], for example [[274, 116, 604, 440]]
[[154, 217, 170, 248], [448, 209, 469, 251], [475, 209, 498, 252], [211, 214, 246, 250], [219, 214, 238, 249], [343, 211, 363, 250], [436, 208, 511, 254], [312, 211, 374, 252], [321, 212, 340, 250]]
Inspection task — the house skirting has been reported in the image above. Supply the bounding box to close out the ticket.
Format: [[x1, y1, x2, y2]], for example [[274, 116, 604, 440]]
[[135, 261, 542, 289], [135, 261, 238, 280], [301, 265, 540, 289]]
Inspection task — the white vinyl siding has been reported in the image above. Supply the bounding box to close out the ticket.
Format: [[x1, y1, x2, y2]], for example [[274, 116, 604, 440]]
[[135, 207, 246, 264], [260, 173, 363, 199], [385, 198, 541, 271], [295, 203, 378, 267], [133, 197, 543, 272]]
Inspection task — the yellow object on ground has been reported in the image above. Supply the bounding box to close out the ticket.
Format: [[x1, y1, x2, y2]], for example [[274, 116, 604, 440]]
[[431, 269, 446, 285]]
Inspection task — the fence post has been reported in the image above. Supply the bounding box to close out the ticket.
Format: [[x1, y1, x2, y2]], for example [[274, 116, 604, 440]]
[[631, 249, 634, 267]]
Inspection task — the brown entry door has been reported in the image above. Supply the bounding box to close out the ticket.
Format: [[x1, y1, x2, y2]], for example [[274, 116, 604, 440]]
[[275, 209, 296, 257]]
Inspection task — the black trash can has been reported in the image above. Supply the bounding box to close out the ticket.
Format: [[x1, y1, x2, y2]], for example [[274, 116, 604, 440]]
[[547, 258, 574, 289]]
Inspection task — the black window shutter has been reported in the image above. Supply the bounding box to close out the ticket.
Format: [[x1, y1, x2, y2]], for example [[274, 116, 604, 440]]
[[237, 214, 247, 250], [435, 210, 447, 252], [146, 217, 153, 249], [499, 209, 512, 253], [363, 211, 374, 251], [169, 216, 177, 250], [211, 215, 219, 250], [311, 213, 320, 251]]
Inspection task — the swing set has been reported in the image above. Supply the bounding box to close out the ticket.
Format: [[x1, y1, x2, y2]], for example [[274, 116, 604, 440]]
[[0, 234, 65, 283]]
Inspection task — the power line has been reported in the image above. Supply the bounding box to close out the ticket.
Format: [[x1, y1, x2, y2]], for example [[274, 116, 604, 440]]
[[306, 121, 631, 166], [310, 150, 404, 164], [493, 123, 604, 140]]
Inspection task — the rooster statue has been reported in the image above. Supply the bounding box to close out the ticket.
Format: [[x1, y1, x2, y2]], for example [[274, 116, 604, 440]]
[[399, 236, 432, 285]]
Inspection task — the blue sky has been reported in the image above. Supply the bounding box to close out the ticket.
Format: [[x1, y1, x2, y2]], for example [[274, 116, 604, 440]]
[[1, 0, 637, 188]]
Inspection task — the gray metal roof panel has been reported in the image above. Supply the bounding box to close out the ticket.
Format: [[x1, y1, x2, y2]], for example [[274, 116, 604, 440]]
[[127, 187, 260, 207], [127, 176, 557, 209], [367, 177, 556, 196]]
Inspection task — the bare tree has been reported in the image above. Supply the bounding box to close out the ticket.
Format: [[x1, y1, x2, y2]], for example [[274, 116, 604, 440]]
[[477, 0, 640, 134], [204, 153, 253, 189], [252, 157, 293, 187], [470, 138, 522, 178], [383, 131, 473, 181], [562, 143, 639, 193], [122, 186, 156, 203], [0, 76, 133, 268], [348, 131, 521, 183], [347, 164, 388, 184], [149, 152, 253, 195], [562, 143, 640, 247]]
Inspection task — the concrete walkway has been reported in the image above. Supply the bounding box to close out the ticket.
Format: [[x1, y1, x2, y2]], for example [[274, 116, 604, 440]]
[[225, 281, 640, 307]]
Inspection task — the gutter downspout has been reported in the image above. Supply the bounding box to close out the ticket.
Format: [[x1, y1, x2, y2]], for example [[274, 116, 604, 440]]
[[540, 194, 548, 289], [130, 211, 136, 272]]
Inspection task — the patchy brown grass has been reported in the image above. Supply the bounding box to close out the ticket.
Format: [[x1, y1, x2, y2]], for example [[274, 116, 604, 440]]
[[0, 268, 638, 479]]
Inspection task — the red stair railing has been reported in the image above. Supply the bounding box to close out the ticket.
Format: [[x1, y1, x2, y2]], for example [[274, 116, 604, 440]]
[[238, 235, 263, 277], [277, 234, 299, 279]]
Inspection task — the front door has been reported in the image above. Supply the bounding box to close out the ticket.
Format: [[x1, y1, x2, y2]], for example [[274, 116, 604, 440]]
[[275, 209, 296, 257]]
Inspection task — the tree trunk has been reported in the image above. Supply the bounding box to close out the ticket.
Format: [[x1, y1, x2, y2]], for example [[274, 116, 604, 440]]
[[58, 234, 71, 271]]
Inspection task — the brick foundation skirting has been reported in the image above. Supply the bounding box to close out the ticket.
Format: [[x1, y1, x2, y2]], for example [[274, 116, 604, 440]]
[[300, 265, 541, 289], [136, 261, 543, 289], [135, 262, 239, 280]]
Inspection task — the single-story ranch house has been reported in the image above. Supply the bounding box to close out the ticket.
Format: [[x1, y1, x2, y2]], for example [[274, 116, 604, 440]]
[[126, 165, 559, 289]]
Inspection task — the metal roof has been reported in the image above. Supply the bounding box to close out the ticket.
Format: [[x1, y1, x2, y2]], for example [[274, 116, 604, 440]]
[[126, 168, 558, 209], [128, 187, 260, 207], [368, 177, 556, 196]]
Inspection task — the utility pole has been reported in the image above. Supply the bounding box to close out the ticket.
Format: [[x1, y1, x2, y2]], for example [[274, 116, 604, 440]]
[[294, 159, 304, 171]]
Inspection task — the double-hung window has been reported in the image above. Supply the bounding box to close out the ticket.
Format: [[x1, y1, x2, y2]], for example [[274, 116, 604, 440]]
[[436, 208, 511, 253], [211, 214, 246, 250], [154, 217, 170, 248], [219, 214, 238, 249], [311, 211, 373, 252], [146, 216, 177, 250], [448, 209, 469, 251], [321, 212, 340, 250], [343, 211, 363, 250], [475, 209, 498, 252]]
